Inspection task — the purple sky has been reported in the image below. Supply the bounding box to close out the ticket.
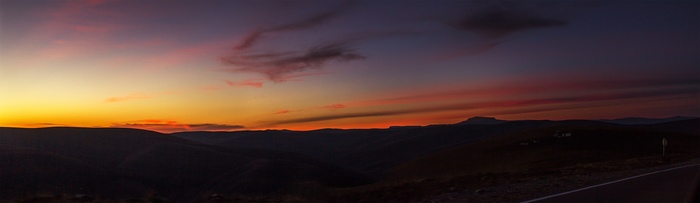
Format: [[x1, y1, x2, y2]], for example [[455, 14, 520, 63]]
[[1, 0, 698, 132]]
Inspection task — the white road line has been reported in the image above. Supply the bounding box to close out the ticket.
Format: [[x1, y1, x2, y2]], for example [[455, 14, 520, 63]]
[[521, 163, 700, 203]]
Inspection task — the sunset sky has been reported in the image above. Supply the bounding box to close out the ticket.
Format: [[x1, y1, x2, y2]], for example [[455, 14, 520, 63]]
[[1, 0, 698, 132]]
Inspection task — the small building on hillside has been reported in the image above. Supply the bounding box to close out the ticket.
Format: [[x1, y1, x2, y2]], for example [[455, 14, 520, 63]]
[[554, 131, 572, 138]]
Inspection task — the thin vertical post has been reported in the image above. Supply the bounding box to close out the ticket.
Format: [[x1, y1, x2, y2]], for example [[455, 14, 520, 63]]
[[662, 138, 667, 162]]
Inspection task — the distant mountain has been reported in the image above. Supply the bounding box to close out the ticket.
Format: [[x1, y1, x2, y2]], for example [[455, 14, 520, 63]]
[[598, 116, 698, 125], [456, 116, 507, 125]]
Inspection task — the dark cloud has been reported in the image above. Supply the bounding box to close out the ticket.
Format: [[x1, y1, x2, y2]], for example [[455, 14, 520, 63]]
[[265, 86, 697, 125], [222, 42, 365, 82], [267, 109, 416, 125], [223, 0, 419, 82], [187, 124, 246, 131], [23, 123, 66, 127], [430, 3, 570, 59], [455, 6, 567, 39], [223, 30, 416, 82], [112, 120, 245, 132], [235, 1, 356, 50], [221, 0, 448, 83], [235, 31, 264, 51]]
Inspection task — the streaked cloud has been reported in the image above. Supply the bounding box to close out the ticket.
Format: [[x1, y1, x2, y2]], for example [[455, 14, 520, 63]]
[[222, 1, 359, 82], [222, 41, 365, 82], [453, 5, 567, 39], [225, 80, 264, 88], [432, 2, 571, 59], [20, 123, 66, 127], [272, 103, 347, 115], [323, 104, 346, 110], [345, 75, 700, 108], [275, 110, 291, 115], [221, 1, 416, 82], [234, 0, 356, 50], [111, 119, 244, 133], [266, 78, 698, 125], [104, 93, 150, 103]]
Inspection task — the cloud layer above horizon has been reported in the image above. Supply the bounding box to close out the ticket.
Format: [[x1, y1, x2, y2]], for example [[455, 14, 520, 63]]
[[1, 0, 698, 132]]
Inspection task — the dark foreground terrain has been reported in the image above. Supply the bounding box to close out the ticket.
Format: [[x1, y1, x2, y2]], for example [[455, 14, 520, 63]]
[[1, 117, 698, 202]]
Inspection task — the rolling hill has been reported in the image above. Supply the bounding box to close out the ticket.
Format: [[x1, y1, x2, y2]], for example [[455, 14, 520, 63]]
[[331, 119, 700, 202], [2, 117, 698, 202], [392, 119, 700, 179], [172, 123, 531, 178], [0, 127, 367, 202]]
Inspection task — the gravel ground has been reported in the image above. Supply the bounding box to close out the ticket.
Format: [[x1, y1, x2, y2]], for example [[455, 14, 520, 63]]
[[423, 157, 700, 203]]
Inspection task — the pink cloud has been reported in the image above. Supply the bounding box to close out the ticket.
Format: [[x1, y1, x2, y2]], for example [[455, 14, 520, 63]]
[[28, 1, 129, 60], [275, 72, 332, 82], [111, 119, 244, 133], [225, 80, 264, 88], [104, 93, 150, 103], [275, 110, 291, 114], [29, 0, 218, 65], [323, 104, 346, 110]]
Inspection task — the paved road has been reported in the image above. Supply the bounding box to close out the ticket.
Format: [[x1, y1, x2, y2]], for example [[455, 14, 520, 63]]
[[524, 164, 700, 203]]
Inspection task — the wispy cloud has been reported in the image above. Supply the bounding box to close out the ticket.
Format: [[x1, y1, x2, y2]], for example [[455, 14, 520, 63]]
[[186, 123, 246, 131], [20, 123, 66, 127], [104, 93, 150, 103], [234, 0, 356, 50], [272, 103, 347, 115], [222, 42, 364, 82], [275, 110, 292, 114], [221, 1, 416, 82], [111, 119, 244, 133], [265, 77, 699, 125], [323, 104, 346, 110], [345, 75, 700, 108], [275, 71, 332, 82], [225, 79, 264, 88], [454, 6, 567, 39], [433, 3, 570, 59]]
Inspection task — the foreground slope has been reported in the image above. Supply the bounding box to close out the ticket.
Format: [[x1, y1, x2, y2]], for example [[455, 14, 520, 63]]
[[0, 127, 367, 201], [393, 119, 700, 179], [328, 119, 699, 202]]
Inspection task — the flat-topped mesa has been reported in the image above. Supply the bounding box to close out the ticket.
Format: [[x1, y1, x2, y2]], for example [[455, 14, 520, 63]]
[[457, 116, 507, 125]]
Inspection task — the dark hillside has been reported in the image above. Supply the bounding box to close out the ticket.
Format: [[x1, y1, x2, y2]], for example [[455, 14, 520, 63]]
[[0, 127, 368, 201], [392, 119, 700, 179], [327, 119, 699, 202], [172, 121, 555, 178]]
